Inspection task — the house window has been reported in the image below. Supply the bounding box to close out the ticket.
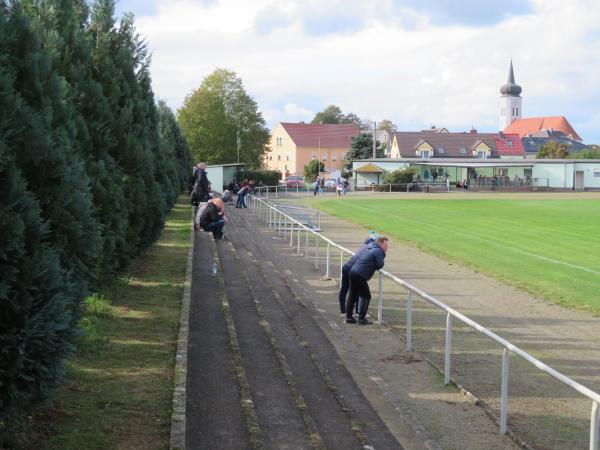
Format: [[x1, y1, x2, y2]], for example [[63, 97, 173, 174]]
[[499, 168, 508, 176], [506, 139, 513, 147], [435, 146, 445, 155], [594, 170, 600, 178], [322, 153, 327, 161], [278, 155, 281, 161], [269, 155, 272, 160], [286, 155, 290, 161], [311, 153, 316, 160], [516, 107, 519, 116], [421, 150, 432, 158], [477, 151, 488, 159], [332, 153, 337, 161], [459, 147, 467, 155], [501, 107, 505, 117], [341, 152, 347, 160]]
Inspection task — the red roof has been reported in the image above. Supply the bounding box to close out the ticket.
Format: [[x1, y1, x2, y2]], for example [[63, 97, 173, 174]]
[[280, 122, 360, 148], [504, 116, 582, 141], [494, 133, 525, 156]]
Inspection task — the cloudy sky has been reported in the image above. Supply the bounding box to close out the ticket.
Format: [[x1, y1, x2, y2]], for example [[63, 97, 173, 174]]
[[115, 0, 600, 143]]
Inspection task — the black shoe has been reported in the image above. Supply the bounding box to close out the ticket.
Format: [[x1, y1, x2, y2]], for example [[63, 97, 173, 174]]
[[345, 317, 357, 324], [358, 318, 372, 325]]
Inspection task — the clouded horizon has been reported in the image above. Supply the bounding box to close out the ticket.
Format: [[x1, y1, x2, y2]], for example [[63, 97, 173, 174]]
[[116, 0, 600, 143]]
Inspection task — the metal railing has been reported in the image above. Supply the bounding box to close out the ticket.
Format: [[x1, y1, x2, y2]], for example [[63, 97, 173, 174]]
[[247, 194, 600, 450]]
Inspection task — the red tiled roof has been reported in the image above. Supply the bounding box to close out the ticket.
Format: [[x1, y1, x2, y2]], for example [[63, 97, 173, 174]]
[[280, 122, 360, 148], [494, 133, 525, 156], [504, 116, 582, 141]]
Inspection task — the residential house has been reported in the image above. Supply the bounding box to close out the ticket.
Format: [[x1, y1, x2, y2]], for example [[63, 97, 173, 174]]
[[266, 122, 359, 177]]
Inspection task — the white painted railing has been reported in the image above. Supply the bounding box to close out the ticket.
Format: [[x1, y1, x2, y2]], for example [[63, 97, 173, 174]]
[[248, 194, 600, 450]]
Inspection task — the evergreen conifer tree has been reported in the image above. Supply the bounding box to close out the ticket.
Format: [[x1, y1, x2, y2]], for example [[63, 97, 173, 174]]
[[0, 1, 77, 420], [42, 0, 128, 276], [8, 0, 102, 299]]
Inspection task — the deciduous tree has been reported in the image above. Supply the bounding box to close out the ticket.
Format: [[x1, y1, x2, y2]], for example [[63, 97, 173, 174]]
[[178, 69, 269, 168], [536, 141, 568, 159], [347, 133, 385, 161]]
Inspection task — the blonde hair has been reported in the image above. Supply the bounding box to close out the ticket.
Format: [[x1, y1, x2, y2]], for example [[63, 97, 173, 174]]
[[213, 198, 224, 209]]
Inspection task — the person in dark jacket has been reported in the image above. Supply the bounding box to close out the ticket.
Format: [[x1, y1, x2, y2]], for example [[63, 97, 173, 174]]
[[191, 162, 210, 206], [199, 198, 227, 240], [338, 231, 379, 316], [346, 237, 388, 324]]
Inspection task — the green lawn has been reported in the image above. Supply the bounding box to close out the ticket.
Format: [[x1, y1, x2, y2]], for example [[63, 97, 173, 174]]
[[26, 196, 191, 450], [310, 197, 600, 312]]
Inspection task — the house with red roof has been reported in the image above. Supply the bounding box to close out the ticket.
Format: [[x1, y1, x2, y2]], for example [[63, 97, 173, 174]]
[[495, 132, 525, 158], [266, 122, 359, 177]]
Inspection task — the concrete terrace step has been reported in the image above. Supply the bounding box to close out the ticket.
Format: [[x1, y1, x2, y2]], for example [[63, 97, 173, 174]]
[[185, 232, 250, 449], [185, 212, 406, 449]]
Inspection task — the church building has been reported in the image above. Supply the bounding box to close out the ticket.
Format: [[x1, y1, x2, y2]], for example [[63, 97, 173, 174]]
[[498, 61, 583, 147]]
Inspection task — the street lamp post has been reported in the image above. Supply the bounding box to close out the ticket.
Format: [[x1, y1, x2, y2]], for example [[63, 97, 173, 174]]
[[236, 129, 241, 164]]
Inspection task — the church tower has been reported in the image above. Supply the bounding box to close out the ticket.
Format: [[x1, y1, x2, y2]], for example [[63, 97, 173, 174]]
[[499, 60, 522, 130]]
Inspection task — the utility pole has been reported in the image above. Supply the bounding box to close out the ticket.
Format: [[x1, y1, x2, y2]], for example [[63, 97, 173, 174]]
[[372, 121, 377, 159], [236, 130, 241, 164]]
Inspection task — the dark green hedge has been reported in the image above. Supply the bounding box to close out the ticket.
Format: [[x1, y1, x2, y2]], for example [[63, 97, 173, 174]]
[[0, 0, 191, 429]]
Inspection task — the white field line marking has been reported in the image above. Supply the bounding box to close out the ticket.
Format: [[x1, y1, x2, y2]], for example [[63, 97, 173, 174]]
[[343, 202, 600, 277]]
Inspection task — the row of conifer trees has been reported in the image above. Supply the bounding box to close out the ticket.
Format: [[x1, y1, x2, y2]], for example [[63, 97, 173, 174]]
[[0, 0, 192, 421]]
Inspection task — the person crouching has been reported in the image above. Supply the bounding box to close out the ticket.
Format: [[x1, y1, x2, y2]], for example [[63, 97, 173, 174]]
[[346, 237, 388, 325], [199, 198, 228, 240]]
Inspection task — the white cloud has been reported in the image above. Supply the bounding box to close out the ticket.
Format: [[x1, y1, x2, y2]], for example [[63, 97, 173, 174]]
[[132, 0, 600, 142], [283, 103, 314, 120]]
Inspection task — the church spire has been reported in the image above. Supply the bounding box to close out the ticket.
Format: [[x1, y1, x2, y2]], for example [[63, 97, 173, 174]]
[[500, 59, 522, 96]]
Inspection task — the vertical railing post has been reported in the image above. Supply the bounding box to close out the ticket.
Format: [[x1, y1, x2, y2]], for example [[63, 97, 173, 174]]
[[297, 224, 301, 254], [290, 221, 294, 247], [283, 216, 287, 239], [406, 290, 413, 351], [591, 401, 599, 450], [377, 271, 383, 324], [280, 212, 285, 235], [444, 313, 452, 385], [325, 243, 331, 279], [305, 229, 309, 259], [500, 348, 510, 435], [314, 236, 320, 270], [269, 208, 272, 228]]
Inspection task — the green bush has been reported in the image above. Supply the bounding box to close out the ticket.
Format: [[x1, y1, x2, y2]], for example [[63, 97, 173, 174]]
[[303, 160, 324, 180], [240, 169, 281, 186], [383, 168, 417, 184]]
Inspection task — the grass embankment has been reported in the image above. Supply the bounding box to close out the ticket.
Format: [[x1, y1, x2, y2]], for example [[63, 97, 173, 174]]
[[310, 197, 600, 312], [29, 196, 191, 449]]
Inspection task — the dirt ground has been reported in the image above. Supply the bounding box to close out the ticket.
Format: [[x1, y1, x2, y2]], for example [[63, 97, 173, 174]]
[[262, 191, 600, 450]]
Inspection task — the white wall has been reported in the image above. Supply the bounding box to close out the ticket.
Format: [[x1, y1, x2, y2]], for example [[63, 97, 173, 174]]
[[575, 163, 600, 189], [532, 163, 574, 189], [205, 167, 224, 194]]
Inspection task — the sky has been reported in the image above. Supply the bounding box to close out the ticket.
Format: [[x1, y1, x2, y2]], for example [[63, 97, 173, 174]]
[[115, 0, 600, 143]]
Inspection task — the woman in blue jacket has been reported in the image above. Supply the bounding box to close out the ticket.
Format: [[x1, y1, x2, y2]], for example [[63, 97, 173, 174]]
[[346, 237, 388, 325]]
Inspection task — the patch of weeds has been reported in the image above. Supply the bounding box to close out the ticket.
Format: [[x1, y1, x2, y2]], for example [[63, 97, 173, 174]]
[[160, 280, 173, 288], [85, 294, 113, 318], [76, 316, 110, 355]]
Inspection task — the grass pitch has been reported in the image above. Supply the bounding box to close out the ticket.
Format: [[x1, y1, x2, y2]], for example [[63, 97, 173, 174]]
[[310, 196, 600, 312]]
